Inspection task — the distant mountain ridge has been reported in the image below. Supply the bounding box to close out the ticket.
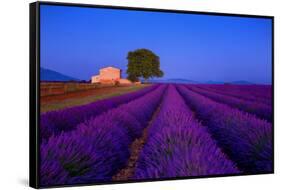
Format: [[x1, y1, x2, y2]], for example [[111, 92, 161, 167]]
[[229, 80, 253, 84], [148, 78, 199, 84], [40, 68, 79, 81], [205, 80, 225, 84], [149, 78, 254, 85], [167, 78, 199, 83]]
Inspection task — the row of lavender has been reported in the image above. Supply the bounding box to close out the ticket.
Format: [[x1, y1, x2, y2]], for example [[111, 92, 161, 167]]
[[40, 85, 167, 186], [134, 85, 240, 179], [177, 85, 272, 173], [40, 83, 273, 186], [196, 84, 272, 105], [186, 85, 272, 121], [40, 84, 159, 141]]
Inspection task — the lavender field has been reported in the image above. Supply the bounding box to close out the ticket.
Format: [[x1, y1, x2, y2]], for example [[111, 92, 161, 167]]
[[40, 84, 273, 186]]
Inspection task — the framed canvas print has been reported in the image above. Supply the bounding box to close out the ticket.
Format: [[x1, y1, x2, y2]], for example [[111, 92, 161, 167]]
[[29, 1, 274, 188]]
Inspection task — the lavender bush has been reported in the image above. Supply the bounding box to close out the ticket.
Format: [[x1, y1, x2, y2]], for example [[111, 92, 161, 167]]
[[187, 85, 272, 121], [198, 84, 272, 105], [40, 83, 272, 186], [40, 85, 167, 186], [134, 85, 239, 179], [177, 85, 273, 173], [40, 84, 159, 141]]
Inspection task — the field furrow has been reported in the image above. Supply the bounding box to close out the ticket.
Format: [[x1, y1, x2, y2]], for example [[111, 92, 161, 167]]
[[186, 85, 272, 122], [133, 85, 240, 179], [39, 85, 167, 186], [177, 85, 272, 173], [40, 84, 159, 141], [195, 85, 272, 106], [201, 84, 272, 100], [112, 97, 164, 181]]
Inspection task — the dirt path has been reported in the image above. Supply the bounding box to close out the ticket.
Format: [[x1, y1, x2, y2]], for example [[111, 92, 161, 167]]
[[40, 85, 149, 113], [41, 85, 147, 104], [112, 103, 162, 181]]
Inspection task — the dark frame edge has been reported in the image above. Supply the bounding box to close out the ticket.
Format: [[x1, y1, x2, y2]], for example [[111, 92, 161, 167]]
[[30, 2, 40, 189], [29, 1, 274, 189], [271, 16, 275, 174], [36, 1, 274, 19]]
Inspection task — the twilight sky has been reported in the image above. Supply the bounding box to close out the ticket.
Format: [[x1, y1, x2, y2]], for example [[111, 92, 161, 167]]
[[40, 4, 272, 84]]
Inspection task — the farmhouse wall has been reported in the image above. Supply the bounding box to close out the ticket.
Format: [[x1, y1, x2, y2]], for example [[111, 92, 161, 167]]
[[91, 66, 135, 85], [99, 67, 121, 81], [91, 75, 100, 83]]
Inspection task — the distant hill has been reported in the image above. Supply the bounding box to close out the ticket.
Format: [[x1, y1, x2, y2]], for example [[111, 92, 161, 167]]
[[147, 78, 199, 84], [167, 78, 199, 84], [205, 80, 253, 85], [40, 68, 79, 81], [229, 80, 253, 85], [205, 80, 225, 84], [146, 78, 254, 85]]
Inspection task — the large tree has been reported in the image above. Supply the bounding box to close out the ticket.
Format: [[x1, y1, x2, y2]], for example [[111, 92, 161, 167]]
[[126, 49, 164, 82]]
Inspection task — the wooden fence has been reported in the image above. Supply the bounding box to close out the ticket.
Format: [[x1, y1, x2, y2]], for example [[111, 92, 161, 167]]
[[40, 82, 114, 97]]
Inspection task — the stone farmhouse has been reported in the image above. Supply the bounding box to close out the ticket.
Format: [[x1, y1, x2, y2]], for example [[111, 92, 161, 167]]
[[91, 66, 133, 85]]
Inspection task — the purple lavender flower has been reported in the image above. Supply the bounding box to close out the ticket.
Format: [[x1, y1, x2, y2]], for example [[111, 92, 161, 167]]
[[134, 85, 239, 179], [40, 84, 159, 141], [177, 85, 272, 173], [186, 85, 272, 121], [40, 85, 167, 186]]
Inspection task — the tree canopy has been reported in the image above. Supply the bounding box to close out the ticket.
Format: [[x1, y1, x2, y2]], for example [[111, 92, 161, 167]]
[[126, 49, 164, 82]]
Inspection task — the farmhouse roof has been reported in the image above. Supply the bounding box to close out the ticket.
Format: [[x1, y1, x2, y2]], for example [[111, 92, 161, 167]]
[[100, 66, 121, 71]]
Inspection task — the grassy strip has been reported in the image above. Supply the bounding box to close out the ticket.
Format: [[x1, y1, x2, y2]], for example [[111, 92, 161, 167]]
[[41, 85, 149, 113]]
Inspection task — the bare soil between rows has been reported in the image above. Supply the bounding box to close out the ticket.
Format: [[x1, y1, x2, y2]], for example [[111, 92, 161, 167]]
[[112, 102, 162, 181]]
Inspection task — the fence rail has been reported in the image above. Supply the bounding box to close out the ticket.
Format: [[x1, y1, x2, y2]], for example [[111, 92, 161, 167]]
[[40, 82, 116, 96]]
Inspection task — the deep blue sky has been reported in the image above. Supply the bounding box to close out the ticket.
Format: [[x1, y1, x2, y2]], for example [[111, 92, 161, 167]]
[[40, 5, 272, 84]]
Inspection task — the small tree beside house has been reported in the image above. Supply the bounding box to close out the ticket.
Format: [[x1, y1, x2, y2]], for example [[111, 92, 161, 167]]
[[126, 48, 164, 82]]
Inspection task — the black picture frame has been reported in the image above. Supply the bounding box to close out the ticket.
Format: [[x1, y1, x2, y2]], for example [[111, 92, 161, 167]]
[[29, 1, 274, 189]]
